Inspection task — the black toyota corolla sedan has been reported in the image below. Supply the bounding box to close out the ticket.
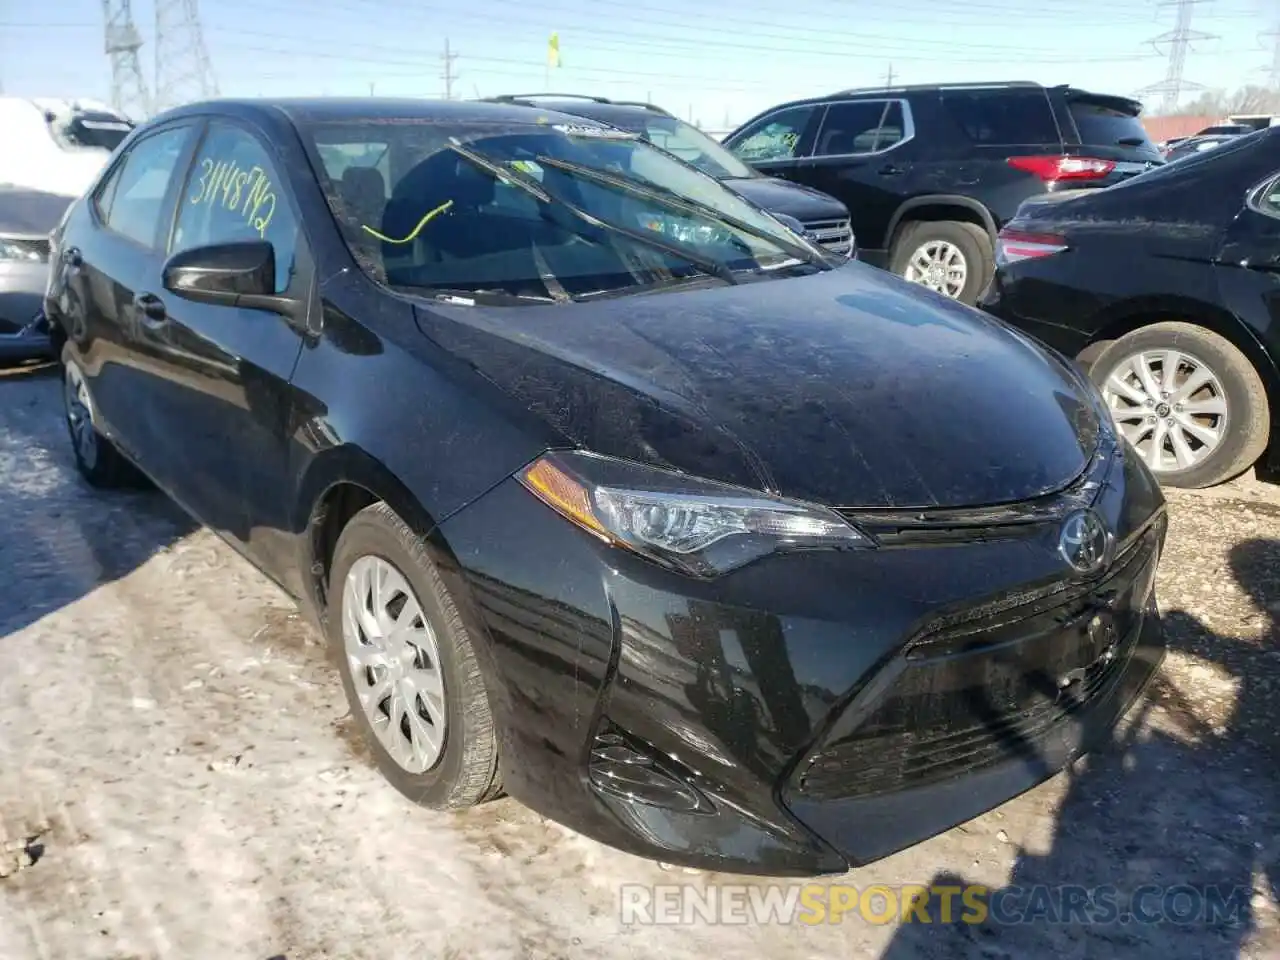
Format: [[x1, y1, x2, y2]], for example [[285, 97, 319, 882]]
[[45, 97, 1166, 876], [980, 127, 1280, 489]]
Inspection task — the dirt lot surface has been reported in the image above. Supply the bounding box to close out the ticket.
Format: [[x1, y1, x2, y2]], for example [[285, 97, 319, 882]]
[[1, 363, 1277, 960]]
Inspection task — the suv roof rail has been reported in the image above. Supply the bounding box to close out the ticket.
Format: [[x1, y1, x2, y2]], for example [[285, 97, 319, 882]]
[[485, 93, 673, 117], [830, 80, 1043, 96], [487, 92, 614, 105]]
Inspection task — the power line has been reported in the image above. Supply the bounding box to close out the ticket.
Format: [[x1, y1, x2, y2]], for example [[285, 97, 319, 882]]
[[1137, 0, 1217, 113], [441, 38, 460, 100]]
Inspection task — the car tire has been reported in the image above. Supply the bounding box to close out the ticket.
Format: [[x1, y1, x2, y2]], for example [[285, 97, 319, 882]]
[[1089, 322, 1270, 488], [61, 349, 142, 489], [327, 501, 501, 809], [890, 219, 992, 306]]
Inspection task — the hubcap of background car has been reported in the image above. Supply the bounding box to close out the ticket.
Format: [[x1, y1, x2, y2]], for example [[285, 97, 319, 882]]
[[63, 362, 98, 470], [341, 556, 447, 773], [1101, 348, 1228, 473], [904, 240, 968, 298]]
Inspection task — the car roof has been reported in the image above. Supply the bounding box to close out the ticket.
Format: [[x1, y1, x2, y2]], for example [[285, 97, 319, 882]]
[[152, 96, 604, 130]]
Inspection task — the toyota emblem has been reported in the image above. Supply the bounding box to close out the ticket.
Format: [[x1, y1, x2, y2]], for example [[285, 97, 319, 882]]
[[1058, 509, 1112, 575]]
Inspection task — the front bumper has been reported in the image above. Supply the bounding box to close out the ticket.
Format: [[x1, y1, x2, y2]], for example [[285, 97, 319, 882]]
[[0, 312, 53, 363], [0, 259, 55, 362], [437, 440, 1166, 875]]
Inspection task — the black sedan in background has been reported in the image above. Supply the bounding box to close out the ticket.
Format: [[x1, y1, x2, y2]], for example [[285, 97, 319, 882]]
[[47, 97, 1165, 876], [485, 93, 856, 258], [981, 127, 1280, 489]]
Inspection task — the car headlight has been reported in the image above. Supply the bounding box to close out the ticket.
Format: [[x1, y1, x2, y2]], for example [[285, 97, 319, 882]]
[[0, 237, 46, 263], [518, 451, 872, 577]]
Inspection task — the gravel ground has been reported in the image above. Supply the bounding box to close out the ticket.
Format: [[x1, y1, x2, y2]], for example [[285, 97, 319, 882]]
[[0, 363, 1276, 960]]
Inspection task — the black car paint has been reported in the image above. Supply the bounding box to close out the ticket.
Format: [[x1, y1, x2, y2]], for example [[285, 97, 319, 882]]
[[980, 127, 1280, 433], [47, 97, 1167, 875], [723, 83, 1163, 267]]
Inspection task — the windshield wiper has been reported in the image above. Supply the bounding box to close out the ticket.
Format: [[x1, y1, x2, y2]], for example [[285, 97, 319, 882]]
[[447, 141, 738, 287], [533, 155, 825, 268]]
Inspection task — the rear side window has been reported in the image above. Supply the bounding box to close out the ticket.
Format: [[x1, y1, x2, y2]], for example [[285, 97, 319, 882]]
[[814, 100, 907, 156], [98, 126, 191, 248], [941, 90, 1059, 146], [1069, 99, 1153, 149], [727, 105, 820, 162]]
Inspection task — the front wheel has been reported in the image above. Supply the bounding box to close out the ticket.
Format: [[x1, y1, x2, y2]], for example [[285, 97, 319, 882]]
[[327, 502, 500, 808], [889, 220, 992, 305], [1090, 322, 1270, 488]]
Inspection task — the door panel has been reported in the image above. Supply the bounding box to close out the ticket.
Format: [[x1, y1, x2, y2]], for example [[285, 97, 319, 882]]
[[797, 99, 917, 253], [61, 124, 197, 460], [1216, 177, 1280, 371], [148, 120, 313, 579]]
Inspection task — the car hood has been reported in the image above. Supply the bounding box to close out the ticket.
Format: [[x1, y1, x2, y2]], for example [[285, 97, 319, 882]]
[[721, 176, 849, 223], [412, 264, 1100, 510]]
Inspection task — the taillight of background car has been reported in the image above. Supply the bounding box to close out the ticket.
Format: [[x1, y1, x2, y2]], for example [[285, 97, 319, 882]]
[[994, 228, 1069, 266], [1005, 155, 1116, 183]]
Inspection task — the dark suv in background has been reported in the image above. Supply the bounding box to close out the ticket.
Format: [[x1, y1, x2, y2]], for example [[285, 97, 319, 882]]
[[722, 81, 1164, 304], [486, 93, 855, 259]]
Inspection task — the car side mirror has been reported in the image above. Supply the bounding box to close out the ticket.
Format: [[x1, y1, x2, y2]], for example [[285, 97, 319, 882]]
[[162, 240, 302, 319]]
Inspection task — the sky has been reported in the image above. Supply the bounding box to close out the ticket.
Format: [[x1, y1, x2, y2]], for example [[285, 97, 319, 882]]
[[1, 0, 1277, 130]]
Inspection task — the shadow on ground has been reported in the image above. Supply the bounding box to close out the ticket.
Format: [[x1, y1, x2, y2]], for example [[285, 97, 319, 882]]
[[0, 364, 196, 635], [878, 538, 1279, 959]]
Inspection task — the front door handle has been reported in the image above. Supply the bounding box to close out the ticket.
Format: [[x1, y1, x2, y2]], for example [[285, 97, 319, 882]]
[[133, 292, 168, 327], [878, 164, 905, 176]]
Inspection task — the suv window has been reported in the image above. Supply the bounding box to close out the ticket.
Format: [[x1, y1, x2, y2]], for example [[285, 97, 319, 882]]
[[1250, 173, 1280, 219], [728, 106, 819, 162], [941, 90, 1060, 146], [814, 100, 907, 156], [172, 122, 300, 295], [1068, 99, 1153, 150], [97, 125, 190, 248]]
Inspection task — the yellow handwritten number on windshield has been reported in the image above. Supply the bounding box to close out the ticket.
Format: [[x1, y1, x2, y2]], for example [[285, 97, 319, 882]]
[[360, 200, 454, 244]]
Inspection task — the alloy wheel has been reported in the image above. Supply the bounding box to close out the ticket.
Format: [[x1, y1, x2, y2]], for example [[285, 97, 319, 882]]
[[903, 240, 968, 299], [341, 555, 447, 774], [63, 362, 98, 470], [1100, 348, 1228, 473]]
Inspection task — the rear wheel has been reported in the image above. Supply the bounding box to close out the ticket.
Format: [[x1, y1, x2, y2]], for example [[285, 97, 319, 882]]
[[327, 502, 500, 808], [1090, 322, 1270, 488], [61, 350, 141, 488], [890, 219, 992, 305]]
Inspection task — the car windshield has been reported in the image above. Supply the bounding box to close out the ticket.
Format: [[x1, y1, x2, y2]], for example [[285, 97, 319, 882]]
[[305, 117, 827, 304], [633, 115, 756, 180]]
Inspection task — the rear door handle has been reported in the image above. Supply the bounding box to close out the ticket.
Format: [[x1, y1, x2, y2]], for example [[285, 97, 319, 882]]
[[878, 164, 905, 176], [133, 292, 168, 327]]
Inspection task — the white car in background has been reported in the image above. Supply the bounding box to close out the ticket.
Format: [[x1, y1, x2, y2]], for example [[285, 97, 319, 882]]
[[0, 97, 133, 197]]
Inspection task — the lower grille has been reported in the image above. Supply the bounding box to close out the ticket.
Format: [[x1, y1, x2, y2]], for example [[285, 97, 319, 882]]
[[795, 525, 1160, 801], [803, 218, 854, 258]]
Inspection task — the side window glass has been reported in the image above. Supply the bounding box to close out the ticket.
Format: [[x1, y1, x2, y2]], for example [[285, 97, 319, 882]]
[[728, 107, 817, 162], [92, 161, 126, 222], [1251, 175, 1280, 219], [816, 101, 907, 156], [941, 92, 1060, 146], [172, 123, 299, 295], [101, 126, 190, 248]]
